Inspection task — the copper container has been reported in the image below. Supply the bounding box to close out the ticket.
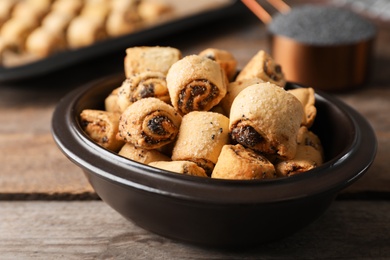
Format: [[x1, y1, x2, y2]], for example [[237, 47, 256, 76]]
[[271, 34, 375, 91]]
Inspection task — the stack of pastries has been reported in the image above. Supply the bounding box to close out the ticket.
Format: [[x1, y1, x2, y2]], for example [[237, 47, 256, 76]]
[[80, 46, 324, 180], [0, 0, 172, 66]]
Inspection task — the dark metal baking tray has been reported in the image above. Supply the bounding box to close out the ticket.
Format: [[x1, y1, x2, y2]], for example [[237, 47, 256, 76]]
[[0, 0, 243, 82]]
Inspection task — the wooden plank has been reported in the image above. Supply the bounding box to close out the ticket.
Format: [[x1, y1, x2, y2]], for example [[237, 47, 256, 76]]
[[1, 200, 390, 259]]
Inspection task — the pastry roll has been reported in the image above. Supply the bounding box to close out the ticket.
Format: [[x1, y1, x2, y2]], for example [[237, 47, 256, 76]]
[[51, 0, 83, 16], [117, 98, 182, 149], [80, 109, 125, 152], [211, 144, 276, 180], [199, 48, 237, 81], [25, 27, 66, 57], [229, 82, 304, 159], [275, 127, 323, 176], [166, 55, 227, 115], [288, 87, 317, 128], [171, 111, 229, 175], [117, 71, 169, 113], [0, 0, 18, 27], [104, 87, 121, 113], [236, 50, 286, 88], [67, 16, 106, 48], [124, 46, 182, 77], [149, 161, 207, 177], [219, 78, 264, 116], [12, 0, 51, 23], [118, 143, 170, 164], [106, 10, 141, 37], [0, 18, 37, 52], [41, 11, 73, 35], [138, 1, 173, 23]]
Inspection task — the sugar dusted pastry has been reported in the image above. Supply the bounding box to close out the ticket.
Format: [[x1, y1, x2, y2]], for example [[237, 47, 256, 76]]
[[172, 111, 229, 175], [117, 97, 182, 149], [288, 87, 317, 128], [119, 143, 170, 164], [149, 161, 208, 177], [275, 127, 323, 176], [219, 78, 264, 116], [67, 16, 106, 48], [199, 48, 237, 81], [211, 144, 276, 180], [166, 55, 227, 115], [229, 82, 304, 159], [25, 27, 66, 57], [117, 71, 169, 112], [124, 46, 182, 77], [80, 109, 124, 152], [236, 50, 286, 88]]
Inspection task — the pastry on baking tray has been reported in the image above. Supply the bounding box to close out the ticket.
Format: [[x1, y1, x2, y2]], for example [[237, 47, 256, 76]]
[[25, 27, 66, 57], [149, 160, 207, 177], [166, 55, 227, 115], [229, 82, 304, 159], [116, 71, 169, 113], [117, 97, 182, 149], [118, 142, 170, 164], [124, 46, 182, 77], [288, 87, 317, 128], [236, 50, 286, 88], [211, 144, 276, 180], [67, 16, 106, 48], [80, 109, 124, 152], [275, 126, 323, 176], [171, 111, 229, 175], [199, 48, 237, 81]]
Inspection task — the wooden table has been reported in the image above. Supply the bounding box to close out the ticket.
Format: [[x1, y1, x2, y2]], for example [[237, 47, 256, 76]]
[[1, 1, 389, 258]]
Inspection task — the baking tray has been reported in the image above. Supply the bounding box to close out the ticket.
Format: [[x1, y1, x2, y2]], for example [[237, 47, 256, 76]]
[[0, 0, 243, 82]]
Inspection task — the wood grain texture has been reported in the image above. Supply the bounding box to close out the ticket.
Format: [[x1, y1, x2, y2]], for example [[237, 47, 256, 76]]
[[0, 0, 389, 199], [1, 200, 390, 259]]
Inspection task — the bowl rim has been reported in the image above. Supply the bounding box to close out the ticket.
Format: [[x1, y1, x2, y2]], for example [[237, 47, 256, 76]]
[[51, 74, 377, 204]]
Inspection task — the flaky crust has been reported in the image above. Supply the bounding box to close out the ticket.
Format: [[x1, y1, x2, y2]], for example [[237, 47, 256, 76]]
[[117, 97, 182, 149], [172, 111, 229, 175], [149, 160, 207, 177], [80, 109, 124, 152], [236, 50, 286, 88], [211, 144, 276, 180], [199, 48, 237, 81], [229, 83, 304, 159], [118, 143, 170, 164], [166, 55, 227, 115], [288, 87, 317, 128], [124, 46, 182, 77]]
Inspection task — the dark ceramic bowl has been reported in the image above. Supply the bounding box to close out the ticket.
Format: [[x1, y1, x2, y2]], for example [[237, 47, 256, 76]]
[[52, 74, 377, 248]]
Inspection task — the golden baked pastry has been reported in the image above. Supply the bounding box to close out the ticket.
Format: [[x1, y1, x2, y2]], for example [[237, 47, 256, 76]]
[[118, 143, 171, 164], [116, 71, 169, 113], [199, 48, 237, 81], [219, 78, 264, 116], [166, 55, 227, 115], [229, 82, 304, 159], [211, 144, 276, 180], [117, 97, 182, 149], [288, 87, 317, 128], [124, 46, 182, 77], [171, 111, 229, 175], [236, 50, 286, 88], [80, 109, 124, 152], [275, 126, 323, 176], [149, 160, 207, 177]]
